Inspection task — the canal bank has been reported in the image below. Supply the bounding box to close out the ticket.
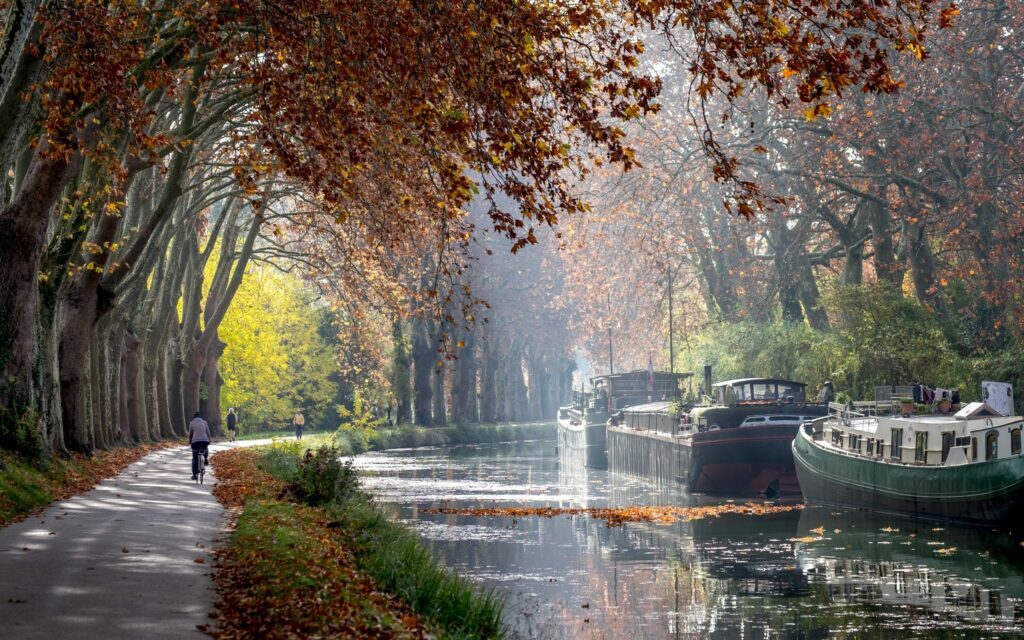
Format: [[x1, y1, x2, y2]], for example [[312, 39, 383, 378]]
[[208, 444, 505, 639]]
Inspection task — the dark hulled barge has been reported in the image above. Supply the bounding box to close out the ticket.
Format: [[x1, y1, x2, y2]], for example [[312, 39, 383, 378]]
[[608, 377, 827, 495]]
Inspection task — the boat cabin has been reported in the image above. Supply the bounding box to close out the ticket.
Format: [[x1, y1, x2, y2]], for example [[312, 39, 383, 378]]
[[587, 370, 691, 413], [713, 378, 808, 406], [813, 402, 1024, 466]]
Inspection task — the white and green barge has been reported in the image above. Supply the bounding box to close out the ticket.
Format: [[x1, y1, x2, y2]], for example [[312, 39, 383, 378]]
[[793, 401, 1024, 526]]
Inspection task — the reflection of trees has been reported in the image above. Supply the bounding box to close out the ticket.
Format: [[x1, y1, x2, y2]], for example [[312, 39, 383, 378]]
[[357, 444, 1024, 638]]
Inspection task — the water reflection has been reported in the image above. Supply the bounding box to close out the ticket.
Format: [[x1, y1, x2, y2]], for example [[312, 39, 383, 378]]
[[352, 436, 1024, 638]]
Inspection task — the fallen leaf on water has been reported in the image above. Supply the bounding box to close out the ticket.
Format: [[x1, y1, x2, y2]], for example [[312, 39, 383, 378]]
[[789, 535, 823, 543], [423, 501, 804, 527], [193, 557, 206, 564], [811, 526, 825, 535], [934, 547, 958, 556], [121, 547, 129, 553]]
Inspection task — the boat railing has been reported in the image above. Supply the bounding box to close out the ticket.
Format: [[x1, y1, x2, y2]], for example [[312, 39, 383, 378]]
[[827, 402, 880, 425]]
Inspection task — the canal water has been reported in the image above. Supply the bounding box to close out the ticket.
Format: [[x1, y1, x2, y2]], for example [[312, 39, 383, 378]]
[[352, 433, 1024, 638]]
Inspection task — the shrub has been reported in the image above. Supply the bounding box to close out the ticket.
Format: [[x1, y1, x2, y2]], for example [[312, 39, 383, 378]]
[[292, 446, 358, 506]]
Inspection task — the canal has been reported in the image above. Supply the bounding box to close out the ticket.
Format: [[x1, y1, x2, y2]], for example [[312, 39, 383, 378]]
[[352, 432, 1024, 638]]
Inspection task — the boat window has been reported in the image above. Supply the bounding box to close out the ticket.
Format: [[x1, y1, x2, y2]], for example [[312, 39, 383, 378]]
[[986, 431, 999, 460], [972, 437, 978, 461], [777, 382, 804, 401], [915, 432, 928, 463], [752, 383, 775, 399], [941, 432, 955, 463], [849, 435, 861, 451], [831, 429, 843, 446], [891, 429, 903, 460], [1012, 428, 1021, 455], [866, 439, 874, 454]]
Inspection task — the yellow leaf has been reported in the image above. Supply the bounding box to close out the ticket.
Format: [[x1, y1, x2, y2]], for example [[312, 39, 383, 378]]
[[803, 103, 833, 122]]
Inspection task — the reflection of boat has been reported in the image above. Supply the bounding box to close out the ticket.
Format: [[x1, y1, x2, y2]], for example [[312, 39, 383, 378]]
[[558, 370, 688, 470], [794, 506, 1024, 629], [794, 401, 1024, 525]]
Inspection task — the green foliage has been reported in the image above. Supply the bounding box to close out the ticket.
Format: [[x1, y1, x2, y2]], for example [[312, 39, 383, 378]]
[[292, 446, 359, 506], [335, 392, 384, 453], [216, 263, 339, 432], [677, 284, 1019, 409], [0, 410, 46, 460]]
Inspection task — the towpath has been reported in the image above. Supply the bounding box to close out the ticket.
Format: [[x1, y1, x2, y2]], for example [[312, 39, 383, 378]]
[[0, 439, 274, 639]]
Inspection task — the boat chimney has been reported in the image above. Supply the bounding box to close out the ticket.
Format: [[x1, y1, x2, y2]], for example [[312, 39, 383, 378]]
[[703, 365, 712, 401]]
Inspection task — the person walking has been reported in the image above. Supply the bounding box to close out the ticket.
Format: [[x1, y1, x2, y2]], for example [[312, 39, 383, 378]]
[[226, 408, 238, 441], [293, 411, 305, 439], [188, 412, 212, 480]]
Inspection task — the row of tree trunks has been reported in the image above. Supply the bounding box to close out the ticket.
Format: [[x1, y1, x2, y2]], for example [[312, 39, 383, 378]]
[[400, 314, 572, 426]]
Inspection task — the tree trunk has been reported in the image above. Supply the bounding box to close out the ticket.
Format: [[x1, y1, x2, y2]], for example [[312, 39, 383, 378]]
[[0, 148, 79, 444], [390, 319, 412, 425], [431, 362, 447, 426], [57, 278, 117, 452], [478, 324, 498, 423], [121, 329, 142, 442], [451, 325, 477, 424], [201, 338, 225, 436], [867, 196, 903, 288], [411, 316, 434, 426], [902, 217, 946, 315], [526, 350, 543, 421], [508, 347, 528, 422], [167, 352, 187, 436]]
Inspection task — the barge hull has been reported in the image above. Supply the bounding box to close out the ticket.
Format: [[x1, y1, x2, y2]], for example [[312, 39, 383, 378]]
[[681, 425, 802, 495], [557, 420, 607, 469], [793, 429, 1024, 526]]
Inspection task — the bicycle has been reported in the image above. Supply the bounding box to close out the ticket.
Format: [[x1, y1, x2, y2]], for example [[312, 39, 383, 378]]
[[196, 449, 206, 484], [192, 443, 209, 484]]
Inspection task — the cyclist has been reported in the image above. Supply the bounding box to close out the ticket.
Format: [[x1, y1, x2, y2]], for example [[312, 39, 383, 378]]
[[188, 411, 212, 480]]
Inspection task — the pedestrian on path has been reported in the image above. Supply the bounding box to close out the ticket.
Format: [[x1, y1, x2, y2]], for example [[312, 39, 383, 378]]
[[226, 408, 238, 441], [293, 411, 305, 439]]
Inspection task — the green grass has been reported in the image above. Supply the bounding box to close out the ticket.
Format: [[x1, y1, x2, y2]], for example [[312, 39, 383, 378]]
[[339, 498, 505, 639], [0, 454, 57, 523], [256, 444, 506, 638]]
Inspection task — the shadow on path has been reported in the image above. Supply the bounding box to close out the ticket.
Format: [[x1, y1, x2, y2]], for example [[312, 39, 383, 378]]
[[0, 439, 273, 639]]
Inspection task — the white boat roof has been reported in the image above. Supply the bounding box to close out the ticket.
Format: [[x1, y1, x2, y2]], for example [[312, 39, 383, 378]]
[[832, 413, 1023, 434]]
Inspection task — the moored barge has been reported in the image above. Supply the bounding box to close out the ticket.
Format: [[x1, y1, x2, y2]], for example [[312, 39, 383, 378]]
[[558, 370, 688, 469], [793, 400, 1024, 525], [608, 377, 827, 495]]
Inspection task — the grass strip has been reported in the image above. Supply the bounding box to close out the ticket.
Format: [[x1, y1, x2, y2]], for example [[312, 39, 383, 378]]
[[209, 446, 505, 639], [0, 443, 168, 527]]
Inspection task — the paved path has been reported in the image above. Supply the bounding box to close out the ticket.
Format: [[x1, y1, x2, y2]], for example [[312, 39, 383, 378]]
[[0, 439, 275, 639]]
